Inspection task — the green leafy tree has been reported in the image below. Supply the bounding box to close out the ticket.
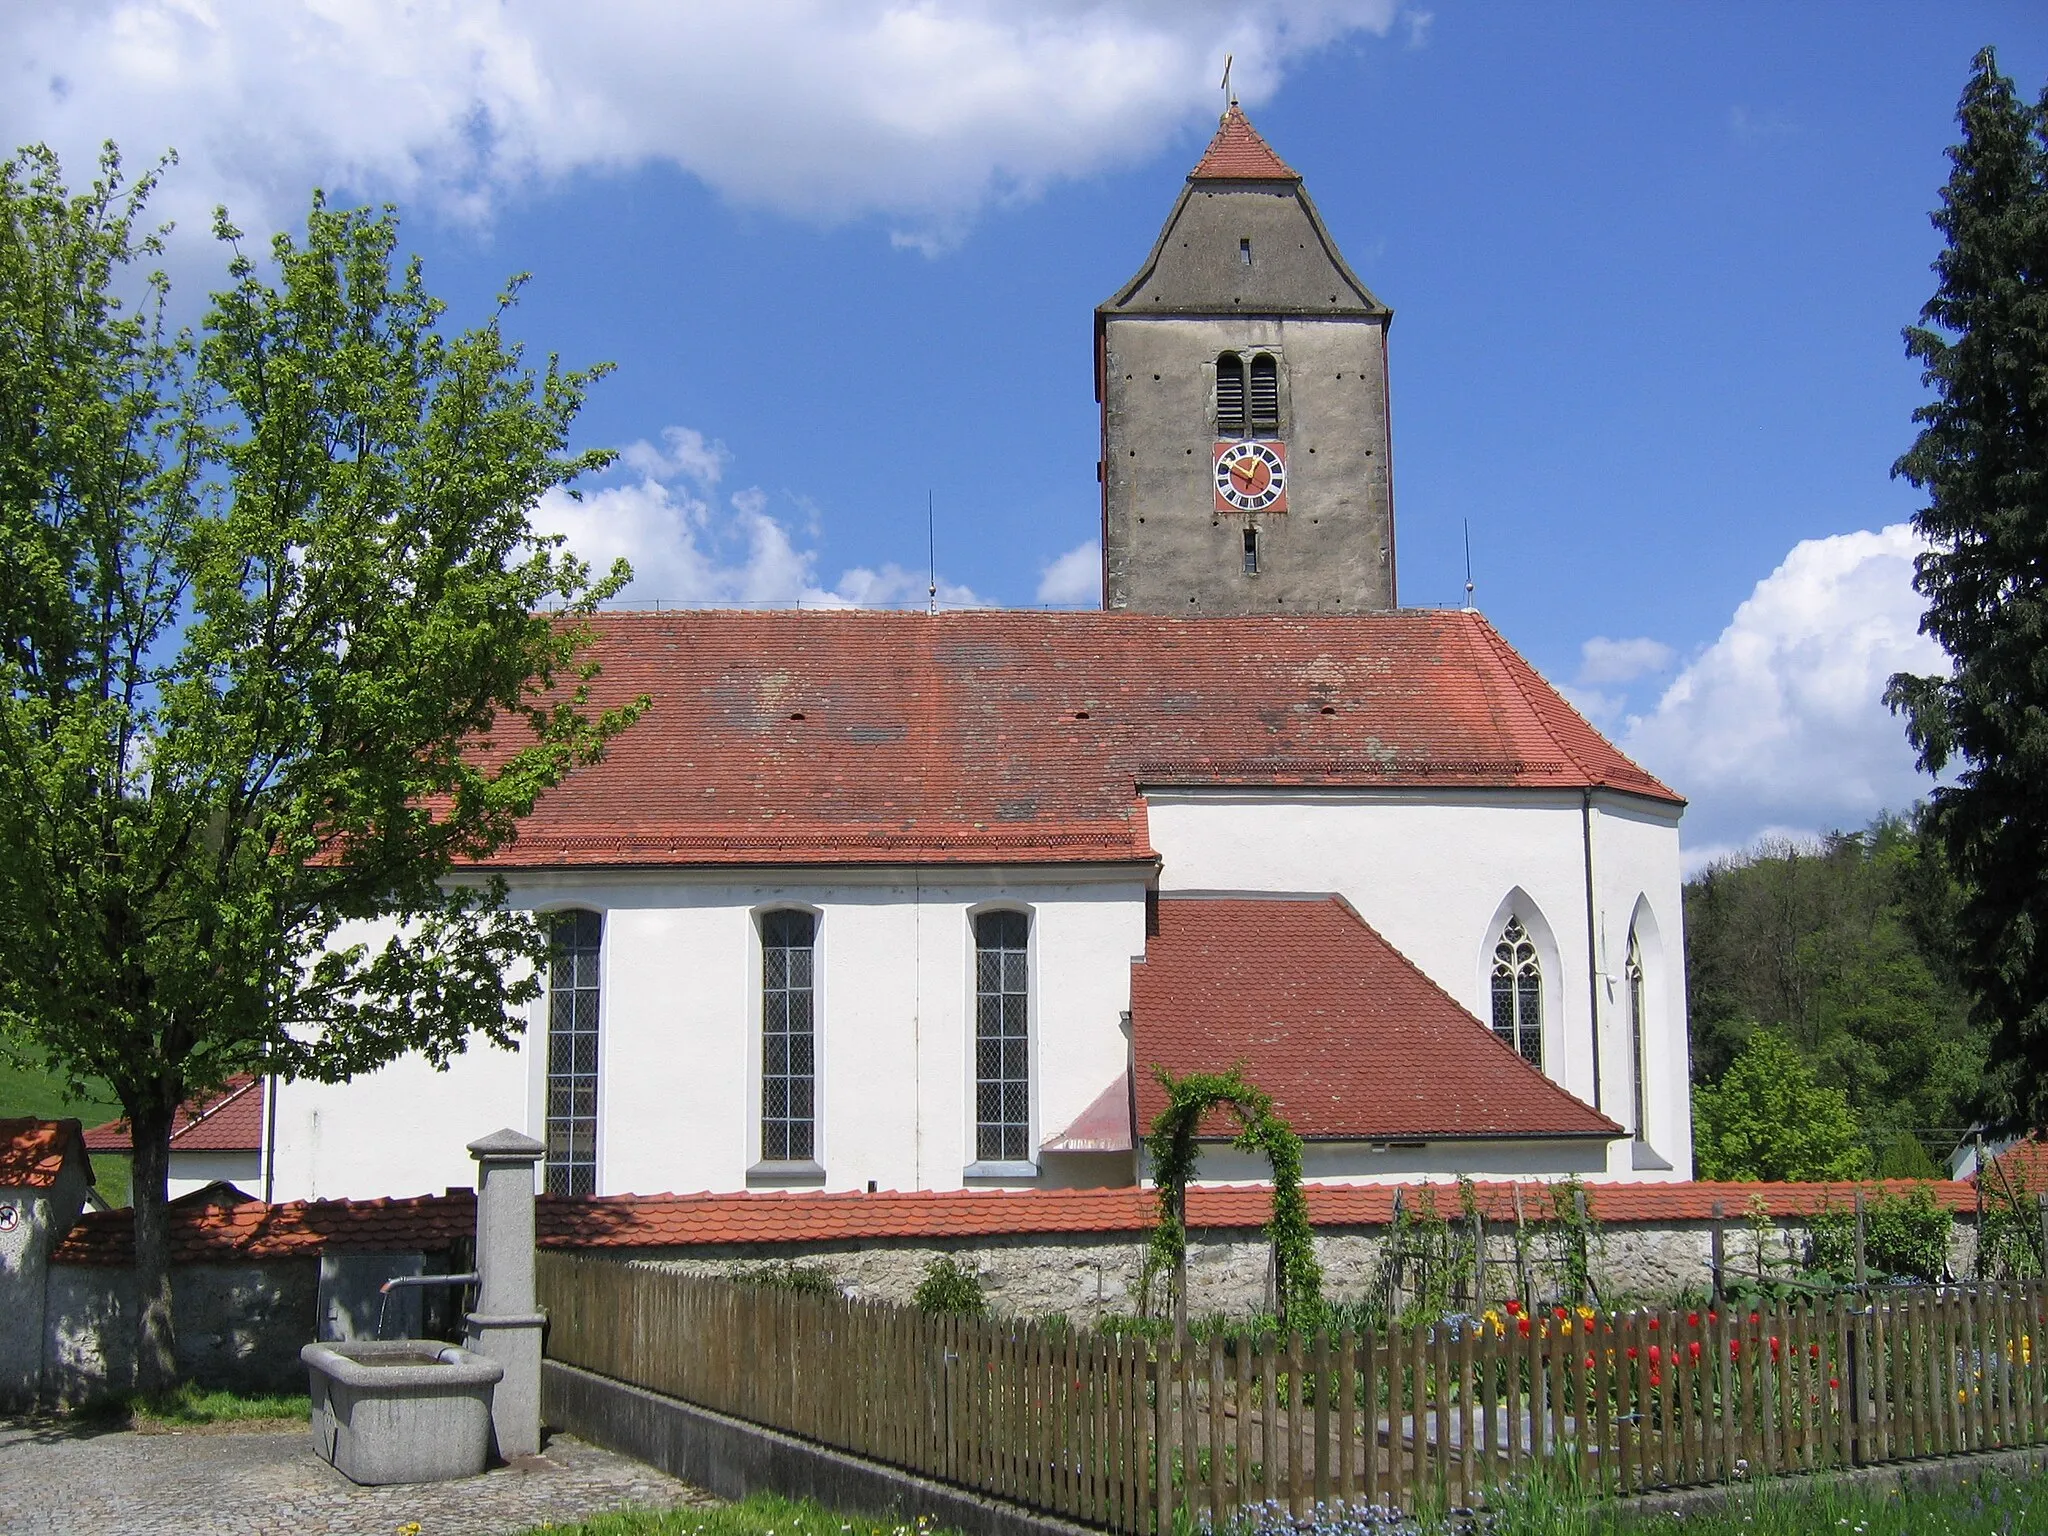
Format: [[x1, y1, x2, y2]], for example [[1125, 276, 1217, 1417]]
[[1692, 1032, 1872, 1181], [1683, 809, 1983, 1140], [0, 145, 638, 1390], [1885, 48, 2048, 1132]]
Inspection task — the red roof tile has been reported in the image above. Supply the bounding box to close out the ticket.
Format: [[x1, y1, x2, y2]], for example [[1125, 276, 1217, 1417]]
[[83, 1076, 265, 1154], [49, 1179, 1977, 1266], [1132, 896, 1622, 1142], [0, 1119, 91, 1189], [1981, 1137, 2048, 1190], [460, 610, 1674, 871], [1190, 105, 1298, 181]]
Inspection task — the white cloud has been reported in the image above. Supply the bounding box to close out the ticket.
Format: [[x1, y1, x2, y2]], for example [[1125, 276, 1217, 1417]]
[[1577, 635, 1673, 686], [1620, 523, 1945, 854], [4, 2, 1399, 247], [533, 428, 979, 608], [1036, 539, 1101, 605], [620, 426, 728, 490]]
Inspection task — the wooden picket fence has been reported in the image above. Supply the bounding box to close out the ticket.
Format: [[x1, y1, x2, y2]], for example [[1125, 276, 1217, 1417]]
[[538, 1256, 2048, 1533]]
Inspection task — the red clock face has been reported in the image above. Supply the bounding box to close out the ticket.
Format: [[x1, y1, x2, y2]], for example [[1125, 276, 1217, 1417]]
[[1213, 440, 1287, 513]]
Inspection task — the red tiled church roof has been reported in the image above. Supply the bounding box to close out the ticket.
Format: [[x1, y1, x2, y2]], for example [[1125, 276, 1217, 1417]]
[[49, 1178, 1977, 1266], [0, 1119, 90, 1189], [1190, 104, 1298, 181], [463, 610, 1674, 871], [83, 1075, 264, 1154], [1132, 896, 1622, 1142]]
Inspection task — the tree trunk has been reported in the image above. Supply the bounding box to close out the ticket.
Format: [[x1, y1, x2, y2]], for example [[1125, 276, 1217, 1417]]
[[127, 1101, 179, 1397]]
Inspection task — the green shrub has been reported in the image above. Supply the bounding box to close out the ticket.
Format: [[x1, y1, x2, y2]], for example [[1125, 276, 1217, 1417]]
[[1808, 1183, 1953, 1283], [730, 1259, 837, 1297], [912, 1255, 987, 1317]]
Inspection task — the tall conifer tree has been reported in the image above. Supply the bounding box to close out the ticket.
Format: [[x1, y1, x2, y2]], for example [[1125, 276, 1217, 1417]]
[[1887, 49, 2048, 1129]]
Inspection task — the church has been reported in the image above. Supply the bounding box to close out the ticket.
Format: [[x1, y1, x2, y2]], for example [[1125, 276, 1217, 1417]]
[[255, 104, 1692, 1204]]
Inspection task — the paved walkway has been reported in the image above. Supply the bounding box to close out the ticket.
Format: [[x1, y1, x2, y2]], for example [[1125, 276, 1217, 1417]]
[[0, 1418, 715, 1536]]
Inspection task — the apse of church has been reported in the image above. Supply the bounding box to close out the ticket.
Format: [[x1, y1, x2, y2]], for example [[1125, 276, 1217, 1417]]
[[1097, 104, 1397, 614]]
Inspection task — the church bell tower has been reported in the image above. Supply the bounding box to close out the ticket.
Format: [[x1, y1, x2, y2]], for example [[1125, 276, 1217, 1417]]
[[1097, 104, 1396, 613]]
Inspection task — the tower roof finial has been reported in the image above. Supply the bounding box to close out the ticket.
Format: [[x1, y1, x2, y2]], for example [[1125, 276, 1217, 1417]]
[[1220, 53, 1236, 111]]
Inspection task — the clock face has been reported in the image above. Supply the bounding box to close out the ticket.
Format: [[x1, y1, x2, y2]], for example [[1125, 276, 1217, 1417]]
[[1213, 440, 1288, 513]]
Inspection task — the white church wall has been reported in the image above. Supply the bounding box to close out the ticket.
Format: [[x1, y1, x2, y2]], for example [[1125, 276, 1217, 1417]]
[[1582, 793, 1694, 1180], [1143, 786, 1688, 1182], [268, 866, 1148, 1202]]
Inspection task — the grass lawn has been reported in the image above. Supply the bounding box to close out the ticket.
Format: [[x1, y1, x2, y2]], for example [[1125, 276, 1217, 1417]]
[[0, 1055, 130, 1206], [71, 1383, 310, 1431], [514, 1493, 959, 1536]]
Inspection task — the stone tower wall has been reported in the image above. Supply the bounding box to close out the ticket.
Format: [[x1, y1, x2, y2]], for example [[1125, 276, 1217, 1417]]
[[1101, 311, 1394, 613]]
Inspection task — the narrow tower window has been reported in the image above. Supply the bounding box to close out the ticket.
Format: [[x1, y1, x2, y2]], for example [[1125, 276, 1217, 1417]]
[[1239, 237, 1253, 266], [1215, 353, 1245, 435], [545, 909, 603, 1197], [1249, 353, 1280, 431], [761, 909, 817, 1162], [1626, 929, 1648, 1141], [1243, 528, 1259, 574], [1490, 916, 1543, 1068], [974, 910, 1031, 1163]]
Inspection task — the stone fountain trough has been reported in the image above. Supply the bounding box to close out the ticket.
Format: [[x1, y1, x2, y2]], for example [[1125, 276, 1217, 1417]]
[[302, 1338, 504, 1485]]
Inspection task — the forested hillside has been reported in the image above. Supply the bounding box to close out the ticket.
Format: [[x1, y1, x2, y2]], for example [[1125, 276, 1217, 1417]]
[[1684, 809, 1988, 1174]]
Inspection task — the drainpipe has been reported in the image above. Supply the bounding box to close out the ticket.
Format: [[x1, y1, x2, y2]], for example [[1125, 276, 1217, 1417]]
[[263, 1072, 279, 1204], [1581, 790, 1605, 1113]]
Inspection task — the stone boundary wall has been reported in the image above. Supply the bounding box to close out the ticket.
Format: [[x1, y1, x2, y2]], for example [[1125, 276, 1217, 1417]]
[[627, 1213, 1982, 1325], [1, 1190, 1992, 1408]]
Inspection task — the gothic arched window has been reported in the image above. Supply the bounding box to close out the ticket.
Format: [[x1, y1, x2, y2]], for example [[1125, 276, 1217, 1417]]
[[1216, 352, 1246, 435], [761, 909, 817, 1163], [545, 909, 603, 1197], [1490, 916, 1543, 1068], [1626, 928, 1648, 1141]]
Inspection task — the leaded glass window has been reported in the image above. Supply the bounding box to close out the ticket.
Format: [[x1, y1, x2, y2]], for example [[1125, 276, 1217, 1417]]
[[1627, 929, 1648, 1141], [975, 910, 1031, 1163], [545, 909, 603, 1197], [1490, 916, 1543, 1068], [761, 909, 817, 1163]]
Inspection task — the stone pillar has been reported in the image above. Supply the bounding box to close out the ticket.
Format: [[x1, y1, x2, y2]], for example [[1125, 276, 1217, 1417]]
[[463, 1128, 545, 1460]]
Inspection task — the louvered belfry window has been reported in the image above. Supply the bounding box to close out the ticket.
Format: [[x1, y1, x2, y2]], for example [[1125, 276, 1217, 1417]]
[[761, 909, 817, 1162], [1490, 916, 1543, 1068], [1249, 353, 1280, 431], [975, 910, 1031, 1162], [1215, 352, 1246, 435], [545, 909, 603, 1197]]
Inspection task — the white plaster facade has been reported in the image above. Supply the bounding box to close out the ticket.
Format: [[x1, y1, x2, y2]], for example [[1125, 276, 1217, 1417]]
[[269, 867, 1150, 1203], [266, 784, 1688, 1202]]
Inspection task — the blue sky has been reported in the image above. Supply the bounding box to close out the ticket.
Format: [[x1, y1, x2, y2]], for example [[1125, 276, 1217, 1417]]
[[9, 2, 2048, 859]]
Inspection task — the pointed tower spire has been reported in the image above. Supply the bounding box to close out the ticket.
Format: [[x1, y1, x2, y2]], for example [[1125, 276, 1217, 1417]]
[[1190, 103, 1299, 182]]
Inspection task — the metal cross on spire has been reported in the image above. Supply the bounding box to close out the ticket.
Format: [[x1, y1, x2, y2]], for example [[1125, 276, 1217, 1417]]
[[1220, 53, 1236, 109]]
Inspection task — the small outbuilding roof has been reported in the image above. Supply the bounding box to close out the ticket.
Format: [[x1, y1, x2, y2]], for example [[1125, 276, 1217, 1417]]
[[1131, 895, 1623, 1143], [83, 1075, 265, 1154], [0, 1118, 92, 1189]]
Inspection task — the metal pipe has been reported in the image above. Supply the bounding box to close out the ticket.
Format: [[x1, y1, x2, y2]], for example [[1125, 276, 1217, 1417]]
[[380, 1271, 479, 1295]]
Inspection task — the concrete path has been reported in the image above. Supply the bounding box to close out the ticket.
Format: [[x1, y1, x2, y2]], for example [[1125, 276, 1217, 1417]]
[[0, 1417, 715, 1536]]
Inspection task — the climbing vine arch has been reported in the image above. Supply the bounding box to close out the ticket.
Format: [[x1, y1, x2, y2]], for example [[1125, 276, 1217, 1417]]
[[1145, 1065, 1322, 1328]]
